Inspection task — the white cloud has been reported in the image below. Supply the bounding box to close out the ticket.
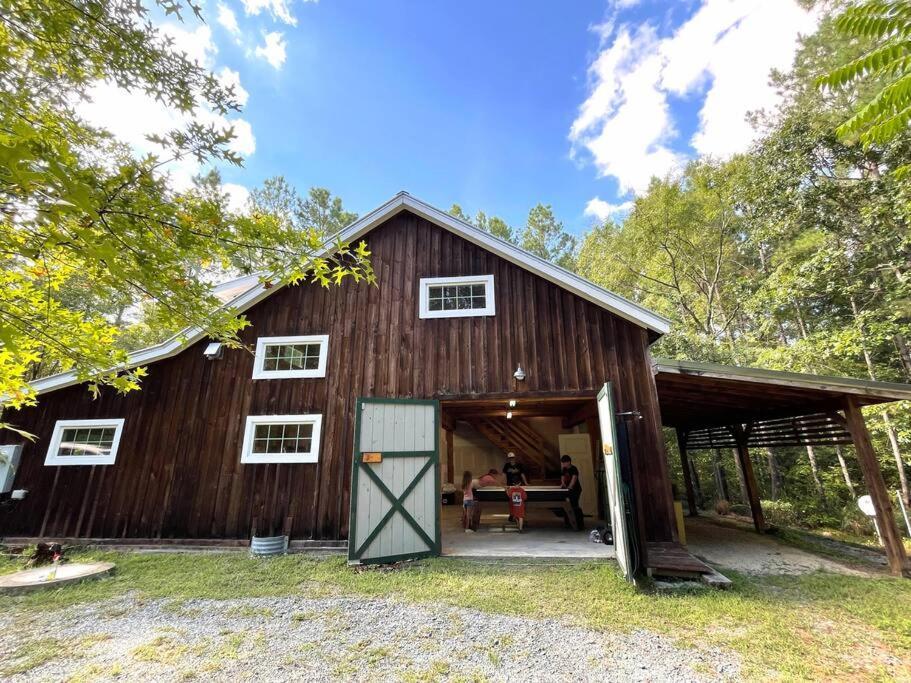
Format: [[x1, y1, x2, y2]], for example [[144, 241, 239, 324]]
[[79, 82, 256, 189], [217, 67, 249, 106], [77, 23, 255, 192], [254, 31, 287, 69], [241, 0, 299, 26], [584, 197, 634, 222], [222, 183, 251, 213], [570, 0, 818, 194], [217, 3, 241, 36], [160, 23, 216, 69]]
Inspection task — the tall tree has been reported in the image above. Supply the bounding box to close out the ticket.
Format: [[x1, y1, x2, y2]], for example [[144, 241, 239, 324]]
[[448, 204, 516, 243], [249, 178, 357, 236], [0, 1, 373, 410], [520, 204, 577, 271]]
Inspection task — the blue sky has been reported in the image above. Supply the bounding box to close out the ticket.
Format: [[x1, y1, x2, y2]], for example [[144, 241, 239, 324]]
[[84, 0, 819, 236]]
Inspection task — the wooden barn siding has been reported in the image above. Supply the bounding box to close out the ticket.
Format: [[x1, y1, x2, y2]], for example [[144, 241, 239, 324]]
[[2, 210, 676, 542]]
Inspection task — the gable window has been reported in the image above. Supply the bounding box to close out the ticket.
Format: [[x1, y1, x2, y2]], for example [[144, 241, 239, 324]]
[[45, 418, 125, 466], [252, 335, 329, 379], [241, 415, 323, 464], [419, 274, 495, 319]]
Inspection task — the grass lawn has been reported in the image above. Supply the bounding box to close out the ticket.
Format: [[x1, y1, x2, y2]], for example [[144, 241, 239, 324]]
[[1, 551, 910, 680]]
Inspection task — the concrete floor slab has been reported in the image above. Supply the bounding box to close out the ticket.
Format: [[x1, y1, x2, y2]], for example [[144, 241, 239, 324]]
[[685, 515, 872, 576], [440, 505, 614, 559]]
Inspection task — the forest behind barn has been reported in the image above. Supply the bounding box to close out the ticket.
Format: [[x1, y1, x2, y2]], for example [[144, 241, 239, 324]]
[[4, 0, 910, 544]]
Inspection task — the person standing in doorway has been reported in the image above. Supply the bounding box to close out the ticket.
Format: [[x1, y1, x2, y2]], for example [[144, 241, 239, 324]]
[[461, 470, 477, 532], [502, 452, 529, 487], [560, 455, 584, 530]]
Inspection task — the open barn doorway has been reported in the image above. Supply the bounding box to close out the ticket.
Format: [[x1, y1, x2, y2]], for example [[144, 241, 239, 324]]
[[438, 395, 614, 559]]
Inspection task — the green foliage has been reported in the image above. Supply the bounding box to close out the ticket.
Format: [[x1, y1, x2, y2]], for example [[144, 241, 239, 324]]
[[818, 1, 911, 148], [447, 204, 516, 242], [0, 1, 373, 409], [519, 203, 577, 271], [249, 178, 357, 236]]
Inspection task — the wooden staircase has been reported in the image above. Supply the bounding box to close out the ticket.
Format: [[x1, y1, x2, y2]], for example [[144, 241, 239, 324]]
[[467, 418, 558, 473]]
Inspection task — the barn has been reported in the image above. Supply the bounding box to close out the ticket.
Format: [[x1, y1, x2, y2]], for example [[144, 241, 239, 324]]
[[2, 192, 909, 578]]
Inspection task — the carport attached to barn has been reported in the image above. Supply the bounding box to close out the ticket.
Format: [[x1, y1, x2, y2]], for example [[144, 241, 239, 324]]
[[653, 359, 911, 578]]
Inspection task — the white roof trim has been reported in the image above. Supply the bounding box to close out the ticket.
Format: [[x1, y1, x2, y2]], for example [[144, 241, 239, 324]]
[[655, 358, 911, 402], [338, 193, 671, 334], [29, 192, 670, 397]]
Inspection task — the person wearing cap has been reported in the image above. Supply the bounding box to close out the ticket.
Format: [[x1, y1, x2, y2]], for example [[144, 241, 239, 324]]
[[502, 452, 529, 487]]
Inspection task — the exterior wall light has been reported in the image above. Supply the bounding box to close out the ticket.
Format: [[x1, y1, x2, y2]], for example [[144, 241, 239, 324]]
[[513, 366, 526, 382]]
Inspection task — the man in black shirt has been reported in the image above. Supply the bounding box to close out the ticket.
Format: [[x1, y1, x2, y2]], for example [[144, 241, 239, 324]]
[[502, 452, 529, 487], [560, 455, 584, 530]]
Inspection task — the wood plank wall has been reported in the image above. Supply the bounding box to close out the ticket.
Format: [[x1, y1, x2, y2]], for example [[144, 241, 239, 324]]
[[1, 210, 676, 542]]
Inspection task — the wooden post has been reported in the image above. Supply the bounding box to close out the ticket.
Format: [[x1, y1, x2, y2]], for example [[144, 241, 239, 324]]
[[445, 427, 454, 484], [843, 397, 911, 578], [676, 429, 698, 517], [731, 425, 766, 533]]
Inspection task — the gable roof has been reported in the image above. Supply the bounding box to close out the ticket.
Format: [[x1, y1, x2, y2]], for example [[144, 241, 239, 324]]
[[28, 192, 670, 396]]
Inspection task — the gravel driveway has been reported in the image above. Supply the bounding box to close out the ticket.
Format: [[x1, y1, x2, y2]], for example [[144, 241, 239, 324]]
[[0, 594, 739, 681]]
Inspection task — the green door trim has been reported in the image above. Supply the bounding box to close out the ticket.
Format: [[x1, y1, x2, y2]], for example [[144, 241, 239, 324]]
[[348, 397, 441, 564]]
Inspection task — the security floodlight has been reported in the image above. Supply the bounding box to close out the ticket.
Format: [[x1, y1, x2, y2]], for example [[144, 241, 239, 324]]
[[203, 342, 224, 360]]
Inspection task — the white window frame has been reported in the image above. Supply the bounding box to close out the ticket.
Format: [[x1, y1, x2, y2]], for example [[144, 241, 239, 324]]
[[418, 274, 496, 319], [252, 334, 329, 379], [240, 414, 323, 464], [45, 418, 125, 466]]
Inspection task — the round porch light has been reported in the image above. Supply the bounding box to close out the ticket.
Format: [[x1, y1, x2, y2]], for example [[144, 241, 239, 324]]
[[513, 366, 526, 381]]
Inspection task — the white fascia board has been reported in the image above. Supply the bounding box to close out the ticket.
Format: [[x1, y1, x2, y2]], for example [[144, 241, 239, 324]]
[[338, 193, 672, 335], [30, 279, 276, 396], [29, 191, 670, 397], [654, 358, 911, 402]]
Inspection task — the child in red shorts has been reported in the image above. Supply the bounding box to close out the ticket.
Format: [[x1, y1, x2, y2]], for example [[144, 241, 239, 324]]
[[507, 485, 527, 532]]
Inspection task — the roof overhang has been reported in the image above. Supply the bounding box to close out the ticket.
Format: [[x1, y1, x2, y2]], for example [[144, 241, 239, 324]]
[[26, 192, 669, 398], [655, 358, 911, 430], [342, 193, 671, 336]]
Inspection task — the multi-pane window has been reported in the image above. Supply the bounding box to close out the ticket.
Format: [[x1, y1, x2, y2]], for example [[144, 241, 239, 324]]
[[253, 335, 329, 379], [45, 418, 125, 466], [241, 415, 323, 463], [263, 342, 321, 372], [419, 275, 495, 319], [427, 283, 487, 312], [251, 422, 313, 455]]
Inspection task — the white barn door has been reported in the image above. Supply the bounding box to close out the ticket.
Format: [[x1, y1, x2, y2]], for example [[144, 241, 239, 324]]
[[348, 398, 440, 564], [598, 382, 633, 580]]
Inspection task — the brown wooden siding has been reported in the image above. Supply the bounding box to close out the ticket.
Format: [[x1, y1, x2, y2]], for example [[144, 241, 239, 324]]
[[1, 210, 676, 542]]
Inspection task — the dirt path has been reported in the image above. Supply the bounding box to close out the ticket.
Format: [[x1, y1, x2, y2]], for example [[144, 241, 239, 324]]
[[685, 516, 874, 576], [0, 594, 739, 682]]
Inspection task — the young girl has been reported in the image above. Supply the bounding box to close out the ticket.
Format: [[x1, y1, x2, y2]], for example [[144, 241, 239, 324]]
[[461, 470, 477, 532]]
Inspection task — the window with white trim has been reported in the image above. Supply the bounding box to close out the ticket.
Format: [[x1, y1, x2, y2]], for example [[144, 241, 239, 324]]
[[418, 274, 495, 319], [252, 335, 329, 379], [240, 415, 323, 464], [45, 418, 125, 466]]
